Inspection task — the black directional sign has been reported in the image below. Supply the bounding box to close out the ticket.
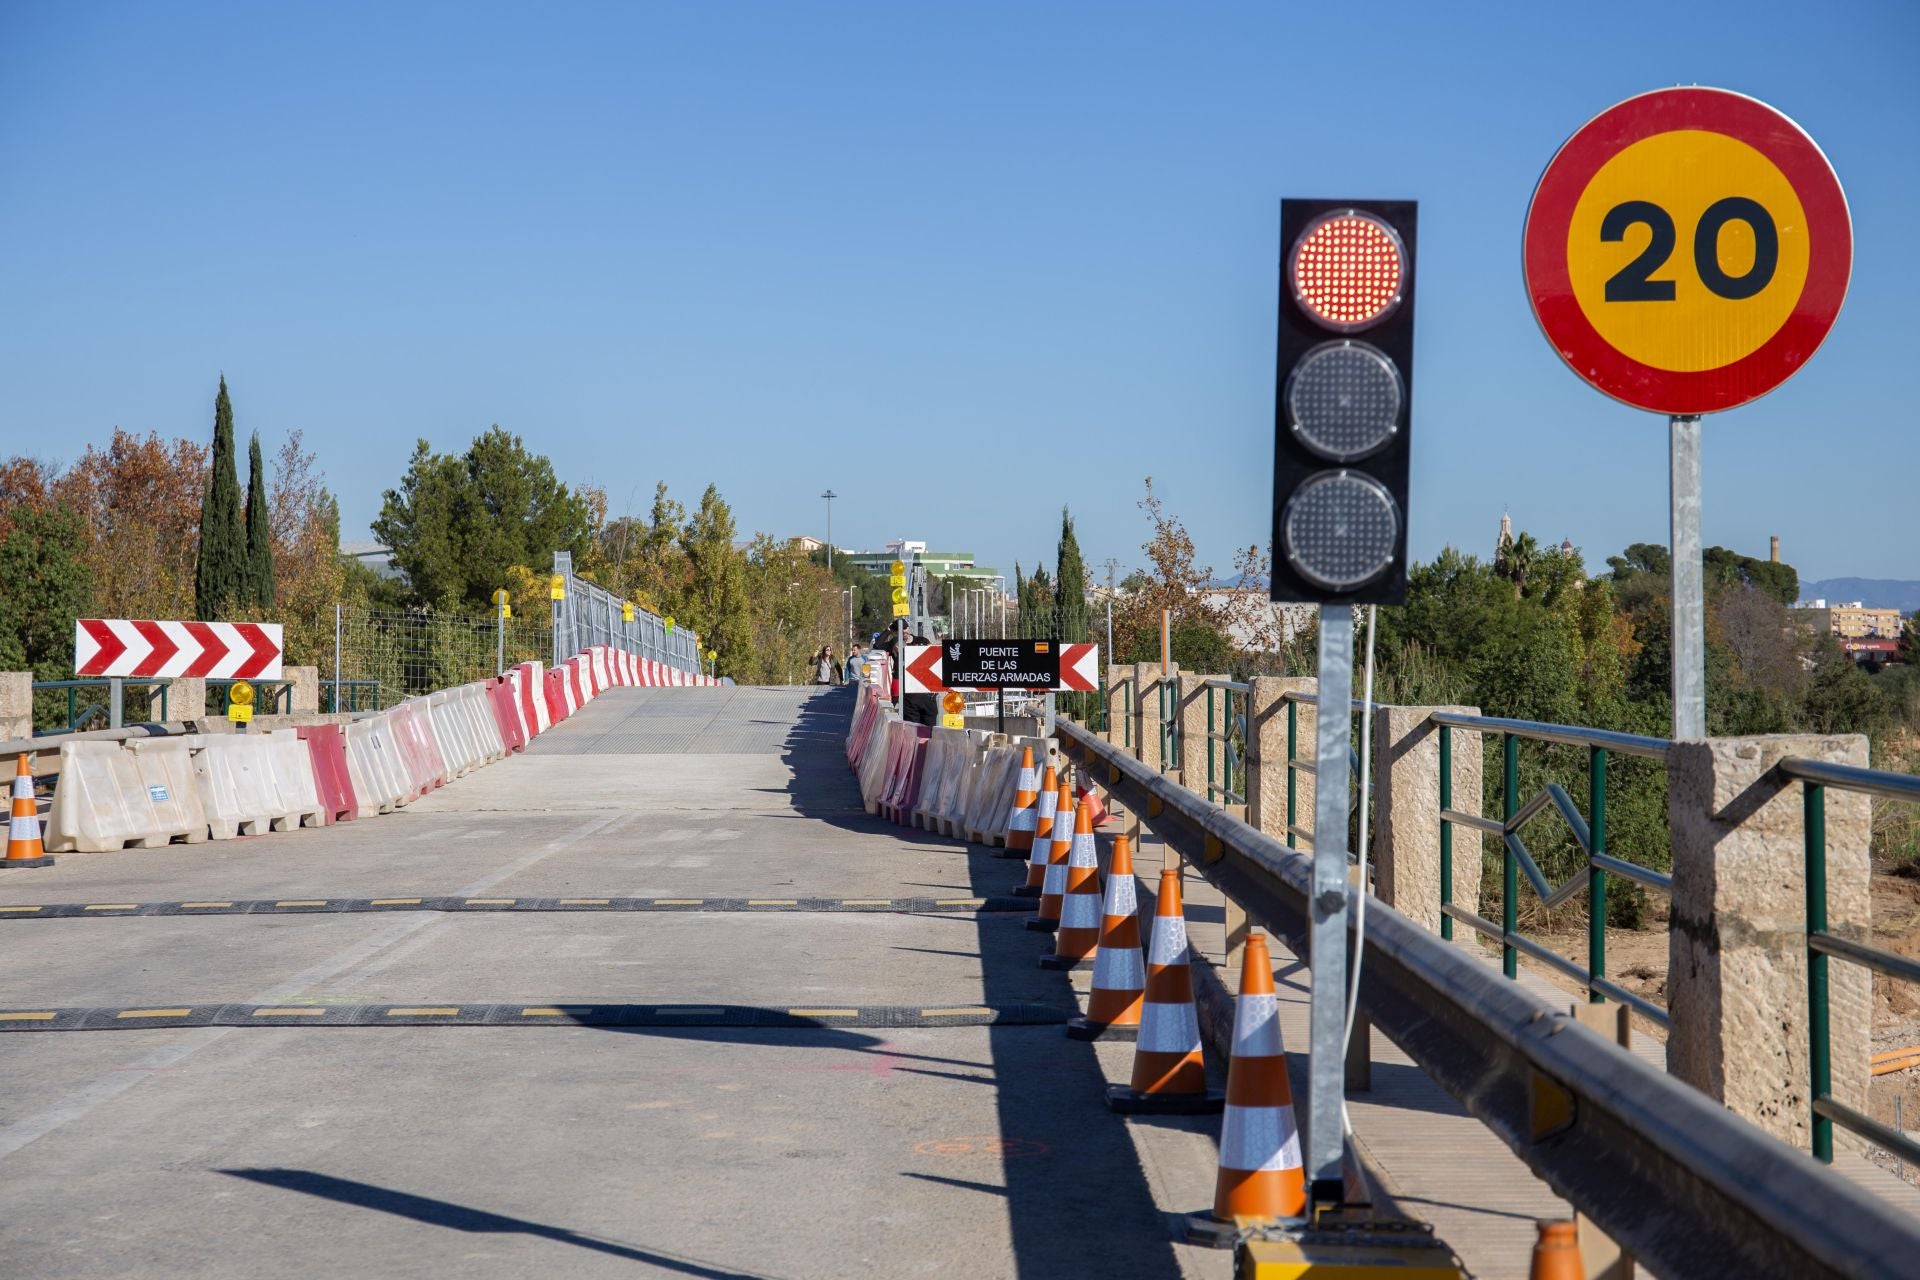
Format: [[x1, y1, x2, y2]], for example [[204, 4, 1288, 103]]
[[935, 639, 1058, 690]]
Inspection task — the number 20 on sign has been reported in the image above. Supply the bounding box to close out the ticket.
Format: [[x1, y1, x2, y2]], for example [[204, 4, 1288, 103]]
[[1524, 87, 1850, 415]]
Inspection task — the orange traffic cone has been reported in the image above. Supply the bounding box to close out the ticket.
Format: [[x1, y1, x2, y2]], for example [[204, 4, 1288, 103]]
[[1041, 796, 1102, 970], [1529, 1221, 1584, 1280], [998, 746, 1039, 858], [1025, 779, 1074, 933], [1075, 779, 1110, 827], [1067, 834, 1145, 1040], [1012, 764, 1058, 898], [1186, 933, 1305, 1244], [4, 755, 53, 869], [1107, 868, 1223, 1115]]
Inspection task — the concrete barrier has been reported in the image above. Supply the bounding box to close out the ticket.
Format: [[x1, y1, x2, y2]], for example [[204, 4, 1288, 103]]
[[297, 723, 358, 823], [45, 740, 209, 851]]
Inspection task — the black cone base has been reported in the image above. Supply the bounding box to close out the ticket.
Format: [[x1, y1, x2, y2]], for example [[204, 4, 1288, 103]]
[[1105, 1084, 1225, 1115], [0, 855, 55, 869], [1038, 952, 1090, 971], [1024, 917, 1059, 933], [1065, 1015, 1138, 1042], [1010, 884, 1042, 898]]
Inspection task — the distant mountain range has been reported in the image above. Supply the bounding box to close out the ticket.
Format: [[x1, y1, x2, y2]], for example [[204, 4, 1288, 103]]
[[1799, 579, 1920, 612]]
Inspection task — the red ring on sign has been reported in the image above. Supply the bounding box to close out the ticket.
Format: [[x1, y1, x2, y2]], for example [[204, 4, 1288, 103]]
[[1523, 87, 1851, 416]]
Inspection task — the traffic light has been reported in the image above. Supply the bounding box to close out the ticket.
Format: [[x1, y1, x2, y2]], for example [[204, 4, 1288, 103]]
[[1269, 199, 1417, 606]]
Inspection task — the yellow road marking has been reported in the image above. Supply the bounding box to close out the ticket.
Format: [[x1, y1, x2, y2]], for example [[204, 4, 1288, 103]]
[[117, 1009, 191, 1018], [275, 900, 328, 908], [840, 899, 892, 906], [748, 899, 797, 906], [0, 1012, 56, 1021], [465, 898, 515, 905], [371, 898, 423, 905], [920, 1008, 991, 1017], [84, 904, 137, 911], [936, 898, 985, 906], [253, 1008, 326, 1017], [787, 1008, 858, 1018], [180, 902, 233, 909], [658, 1007, 725, 1016], [560, 898, 611, 905], [652, 898, 704, 905], [386, 1007, 459, 1016], [0, 905, 42, 913]]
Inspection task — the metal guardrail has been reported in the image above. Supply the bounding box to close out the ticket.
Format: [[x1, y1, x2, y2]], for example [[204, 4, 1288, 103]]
[[1430, 711, 1674, 1029], [31, 679, 169, 734], [1053, 713, 1920, 1279], [1781, 755, 1920, 1167]]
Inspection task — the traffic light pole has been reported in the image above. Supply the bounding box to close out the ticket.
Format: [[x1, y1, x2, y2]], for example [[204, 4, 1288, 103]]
[[1307, 603, 1353, 1206], [1669, 414, 1706, 740]]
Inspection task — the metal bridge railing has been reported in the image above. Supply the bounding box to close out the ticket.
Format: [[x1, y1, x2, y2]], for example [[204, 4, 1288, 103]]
[[1783, 756, 1920, 1166], [551, 556, 703, 676], [1431, 711, 1674, 1031], [1200, 678, 1249, 806], [31, 679, 169, 733]]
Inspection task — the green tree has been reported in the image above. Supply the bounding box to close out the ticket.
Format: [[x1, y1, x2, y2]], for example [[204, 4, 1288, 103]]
[[372, 427, 594, 611], [243, 432, 274, 609], [679, 485, 750, 675], [193, 376, 248, 618], [1053, 507, 1090, 642], [0, 507, 92, 677]]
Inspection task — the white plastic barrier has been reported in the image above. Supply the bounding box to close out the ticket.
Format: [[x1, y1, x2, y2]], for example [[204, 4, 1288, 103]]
[[190, 732, 296, 838], [463, 683, 505, 762], [264, 729, 327, 829], [45, 740, 209, 852], [855, 709, 897, 811], [930, 729, 989, 834], [516, 661, 552, 735], [343, 716, 412, 817], [912, 730, 957, 829], [428, 689, 480, 776], [504, 667, 534, 742]]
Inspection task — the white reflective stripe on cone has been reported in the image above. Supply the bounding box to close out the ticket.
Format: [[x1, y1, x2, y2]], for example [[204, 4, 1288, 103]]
[[1017, 768, 1038, 790], [1009, 807, 1037, 831], [1033, 792, 1057, 822], [10, 815, 39, 840], [1135, 1000, 1201, 1053], [1060, 893, 1102, 928], [11, 777, 30, 798], [1103, 874, 1137, 916], [1041, 861, 1067, 895], [1232, 991, 1284, 1059], [1219, 1104, 1302, 1172], [1146, 914, 1189, 965], [1068, 831, 1097, 867], [1091, 944, 1145, 989]]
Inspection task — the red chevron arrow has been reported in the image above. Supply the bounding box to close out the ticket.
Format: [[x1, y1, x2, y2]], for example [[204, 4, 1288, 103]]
[[76, 619, 128, 677], [233, 623, 282, 677], [131, 620, 179, 677], [180, 622, 230, 677], [1056, 643, 1099, 692], [905, 646, 946, 693]]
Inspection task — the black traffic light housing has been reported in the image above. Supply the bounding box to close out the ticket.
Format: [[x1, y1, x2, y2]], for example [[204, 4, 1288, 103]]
[[1269, 198, 1417, 606]]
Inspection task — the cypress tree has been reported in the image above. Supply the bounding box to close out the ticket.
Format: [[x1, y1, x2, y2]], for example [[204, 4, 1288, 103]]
[[244, 432, 275, 609], [1054, 506, 1090, 643], [194, 376, 247, 619]]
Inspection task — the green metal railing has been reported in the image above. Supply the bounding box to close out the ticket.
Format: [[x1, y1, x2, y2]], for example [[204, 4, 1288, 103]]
[[29, 679, 169, 733], [1158, 675, 1179, 775], [1279, 691, 1370, 851], [207, 679, 292, 717], [1122, 677, 1132, 751], [1781, 756, 1920, 1167], [1198, 678, 1249, 805], [320, 679, 381, 713], [1430, 712, 1672, 1029]]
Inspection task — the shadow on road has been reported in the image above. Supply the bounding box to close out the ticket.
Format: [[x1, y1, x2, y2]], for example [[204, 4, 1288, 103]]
[[220, 1168, 783, 1279]]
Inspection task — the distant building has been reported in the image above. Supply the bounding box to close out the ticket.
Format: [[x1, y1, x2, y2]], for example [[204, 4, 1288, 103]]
[[1795, 601, 1904, 640], [340, 540, 401, 580], [790, 535, 827, 553], [845, 540, 998, 583], [1200, 589, 1314, 653]]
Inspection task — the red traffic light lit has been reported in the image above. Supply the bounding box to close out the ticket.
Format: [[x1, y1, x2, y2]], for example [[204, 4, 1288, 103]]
[[1289, 210, 1406, 332]]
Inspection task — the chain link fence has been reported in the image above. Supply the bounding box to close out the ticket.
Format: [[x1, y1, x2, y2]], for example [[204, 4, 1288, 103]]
[[328, 606, 553, 711]]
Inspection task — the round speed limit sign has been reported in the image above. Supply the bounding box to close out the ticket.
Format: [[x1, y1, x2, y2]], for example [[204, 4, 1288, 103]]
[[1524, 87, 1850, 415]]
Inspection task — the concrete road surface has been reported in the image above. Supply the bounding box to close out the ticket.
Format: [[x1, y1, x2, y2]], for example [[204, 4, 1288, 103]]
[[0, 686, 1220, 1279]]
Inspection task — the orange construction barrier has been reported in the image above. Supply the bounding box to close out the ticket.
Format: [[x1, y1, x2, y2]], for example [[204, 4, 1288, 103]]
[[1041, 796, 1102, 970], [1013, 764, 1058, 899], [1025, 778, 1074, 933], [999, 746, 1040, 857], [1107, 868, 1223, 1115], [1067, 834, 1144, 1041], [1529, 1221, 1584, 1280], [1187, 933, 1305, 1244], [4, 754, 54, 869]]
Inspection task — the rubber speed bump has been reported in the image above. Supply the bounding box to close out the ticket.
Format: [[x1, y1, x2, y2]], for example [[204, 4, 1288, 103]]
[[0, 896, 1031, 919], [0, 1002, 1074, 1032]]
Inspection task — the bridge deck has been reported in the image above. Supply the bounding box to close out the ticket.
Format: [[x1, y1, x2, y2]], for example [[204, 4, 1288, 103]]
[[0, 687, 1215, 1280]]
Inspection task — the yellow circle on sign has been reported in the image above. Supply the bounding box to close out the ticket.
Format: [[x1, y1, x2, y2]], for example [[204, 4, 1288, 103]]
[[230, 681, 255, 706], [1567, 129, 1809, 373], [890, 586, 908, 605]]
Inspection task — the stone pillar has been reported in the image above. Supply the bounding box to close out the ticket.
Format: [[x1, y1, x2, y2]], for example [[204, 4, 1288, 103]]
[[1176, 674, 1213, 793], [1135, 662, 1178, 773], [0, 672, 31, 741], [1371, 706, 1482, 937], [1666, 734, 1871, 1151], [1247, 676, 1316, 851], [287, 666, 319, 715], [169, 677, 207, 723], [1103, 663, 1129, 748]]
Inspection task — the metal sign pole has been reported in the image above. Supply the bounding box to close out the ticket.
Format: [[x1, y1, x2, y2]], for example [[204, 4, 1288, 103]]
[[1669, 414, 1706, 739], [1307, 602, 1353, 1204]]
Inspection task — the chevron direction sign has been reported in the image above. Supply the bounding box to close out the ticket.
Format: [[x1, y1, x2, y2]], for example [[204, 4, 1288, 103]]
[[74, 619, 284, 680], [904, 641, 1100, 694]]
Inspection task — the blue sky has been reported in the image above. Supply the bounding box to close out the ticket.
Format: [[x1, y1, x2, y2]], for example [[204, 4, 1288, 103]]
[[1, 1, 1912, 587]]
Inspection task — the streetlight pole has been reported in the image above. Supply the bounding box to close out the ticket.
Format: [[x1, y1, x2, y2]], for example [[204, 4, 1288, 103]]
[[820, 490, 837, 570]]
